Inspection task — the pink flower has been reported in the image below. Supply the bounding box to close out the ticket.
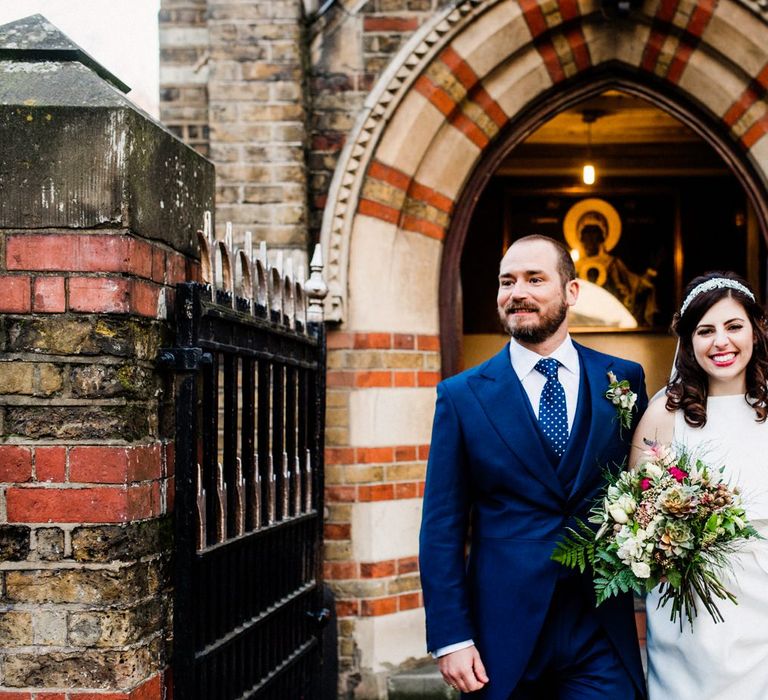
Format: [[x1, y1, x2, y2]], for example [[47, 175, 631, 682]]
[[641, 478, 652, 491], [668, 466, 688, 483]]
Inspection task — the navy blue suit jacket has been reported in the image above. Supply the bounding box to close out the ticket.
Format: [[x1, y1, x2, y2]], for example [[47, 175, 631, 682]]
[[419, 342, 649, 699]]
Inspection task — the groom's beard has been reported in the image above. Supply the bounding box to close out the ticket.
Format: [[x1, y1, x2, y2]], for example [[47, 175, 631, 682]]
[[500, 298, 569, 345]]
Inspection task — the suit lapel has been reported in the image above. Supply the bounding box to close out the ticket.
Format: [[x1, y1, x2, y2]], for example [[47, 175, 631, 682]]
[[569, 343, 620, 502], [467, 346, 566, 502]]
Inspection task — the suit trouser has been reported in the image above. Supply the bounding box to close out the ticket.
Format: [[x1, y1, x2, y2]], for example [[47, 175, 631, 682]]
[[507, 578, 639, 700]]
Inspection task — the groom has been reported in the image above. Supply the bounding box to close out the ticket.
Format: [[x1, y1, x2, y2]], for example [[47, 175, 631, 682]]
[[419, 235, 648, 698]]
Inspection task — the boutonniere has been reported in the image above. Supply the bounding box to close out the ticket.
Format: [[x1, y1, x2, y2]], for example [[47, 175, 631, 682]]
[[605, 370, 638, 431]]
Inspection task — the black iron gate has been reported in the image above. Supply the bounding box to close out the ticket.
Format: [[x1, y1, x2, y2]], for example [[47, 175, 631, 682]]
[[163, 235, 328, 700]]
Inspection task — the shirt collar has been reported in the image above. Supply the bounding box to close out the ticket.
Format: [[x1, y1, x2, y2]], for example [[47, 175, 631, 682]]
[[508, 335, 579, 381]]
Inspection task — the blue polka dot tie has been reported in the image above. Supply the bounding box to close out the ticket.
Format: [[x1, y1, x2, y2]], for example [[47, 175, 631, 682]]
[[535, 358, 569, 457]]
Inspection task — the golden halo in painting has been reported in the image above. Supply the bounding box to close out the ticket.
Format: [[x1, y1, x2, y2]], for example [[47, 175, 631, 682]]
[[563, 198, 622, 253]]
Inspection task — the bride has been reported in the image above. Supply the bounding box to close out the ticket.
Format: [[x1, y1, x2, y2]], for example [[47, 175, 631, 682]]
[[629, 271, 768, 699]]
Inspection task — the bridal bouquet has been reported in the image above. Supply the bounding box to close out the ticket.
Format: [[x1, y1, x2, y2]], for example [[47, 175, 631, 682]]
[[552, 439, 760, 628]]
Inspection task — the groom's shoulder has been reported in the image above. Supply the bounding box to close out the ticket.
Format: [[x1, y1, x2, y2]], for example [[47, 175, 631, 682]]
[[576, 342, 644, 375]]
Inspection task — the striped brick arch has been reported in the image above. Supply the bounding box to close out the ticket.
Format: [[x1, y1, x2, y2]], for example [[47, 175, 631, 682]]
[[320, 0, 768, 675]]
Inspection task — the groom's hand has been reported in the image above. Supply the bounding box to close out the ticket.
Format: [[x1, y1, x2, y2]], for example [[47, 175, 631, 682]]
[[438, 645, 489, 693]]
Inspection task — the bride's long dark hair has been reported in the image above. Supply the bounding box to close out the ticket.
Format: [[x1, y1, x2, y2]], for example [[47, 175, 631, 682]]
[[666, 271, 768, 427]]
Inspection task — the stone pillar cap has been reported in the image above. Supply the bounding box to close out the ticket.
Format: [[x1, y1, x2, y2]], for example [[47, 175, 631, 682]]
[[0, 13, 130, 95]]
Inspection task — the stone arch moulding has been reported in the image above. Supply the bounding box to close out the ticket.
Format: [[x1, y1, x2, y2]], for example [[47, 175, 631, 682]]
[[319, 0, 768, 344]]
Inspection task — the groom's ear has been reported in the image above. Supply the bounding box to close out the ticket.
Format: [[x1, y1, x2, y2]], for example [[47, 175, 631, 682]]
[[565, 278, 579, 307]]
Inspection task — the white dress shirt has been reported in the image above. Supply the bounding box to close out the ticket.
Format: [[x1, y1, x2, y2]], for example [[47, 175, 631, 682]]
[[432, 336, 581, 657]]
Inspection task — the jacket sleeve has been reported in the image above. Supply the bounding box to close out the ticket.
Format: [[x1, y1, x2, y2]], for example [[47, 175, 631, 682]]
[[418, 381, 476, 652]]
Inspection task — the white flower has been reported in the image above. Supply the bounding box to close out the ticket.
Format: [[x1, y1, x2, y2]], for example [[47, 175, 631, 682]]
[[616, 494, 636, 515], [609, 506, 629, 524], [644, 462, 664, 480], [631, 561, 651, 578]]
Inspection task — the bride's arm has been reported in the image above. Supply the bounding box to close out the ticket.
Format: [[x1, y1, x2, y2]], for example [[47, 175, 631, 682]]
[[629, 396, 675, 468]]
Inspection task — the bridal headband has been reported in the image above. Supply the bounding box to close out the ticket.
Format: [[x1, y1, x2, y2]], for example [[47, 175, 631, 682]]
[[679, 278, 755, 316]]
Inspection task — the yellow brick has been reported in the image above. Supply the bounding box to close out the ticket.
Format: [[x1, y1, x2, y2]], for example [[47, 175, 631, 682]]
[[326, 503, 353, 522], [325, 427, 350, 447], [326, 407, 350, 429], [324, 541, 353, 561], [0, 362, 34, 394], [387, 575, 422, 595], [344, 464, 384, 484], [385, 464, 427, 481], [325, 465, 346, 485], [37, 364, 64, 396]]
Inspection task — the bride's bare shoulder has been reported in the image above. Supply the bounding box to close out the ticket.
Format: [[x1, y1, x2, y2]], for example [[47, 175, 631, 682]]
[[630, 394, 675, 464]]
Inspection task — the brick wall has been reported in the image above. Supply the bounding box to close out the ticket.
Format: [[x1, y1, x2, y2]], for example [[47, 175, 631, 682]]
[[0, 227, 197, 696], [0, 24, 213, 695]]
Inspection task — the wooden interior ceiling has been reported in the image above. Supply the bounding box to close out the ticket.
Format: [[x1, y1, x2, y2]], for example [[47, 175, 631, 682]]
[[497, 90, 728, 177]]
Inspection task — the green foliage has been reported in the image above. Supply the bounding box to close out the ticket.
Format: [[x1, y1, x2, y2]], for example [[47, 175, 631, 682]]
[[551, 520, 596, 573]]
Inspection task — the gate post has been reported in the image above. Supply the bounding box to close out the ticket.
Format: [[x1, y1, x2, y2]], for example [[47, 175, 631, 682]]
[[0, 15, 213, 698]]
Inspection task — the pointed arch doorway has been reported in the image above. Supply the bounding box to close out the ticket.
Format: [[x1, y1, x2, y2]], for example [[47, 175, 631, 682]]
[[443, 68, 768, 384]]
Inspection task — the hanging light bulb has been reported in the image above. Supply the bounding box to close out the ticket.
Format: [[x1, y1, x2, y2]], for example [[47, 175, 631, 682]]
[[582, 112, 597, 185]]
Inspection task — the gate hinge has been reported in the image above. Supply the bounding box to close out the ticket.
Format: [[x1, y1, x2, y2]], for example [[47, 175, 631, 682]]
[[157, 347, 213, 372], [306, 608, 331, 628]]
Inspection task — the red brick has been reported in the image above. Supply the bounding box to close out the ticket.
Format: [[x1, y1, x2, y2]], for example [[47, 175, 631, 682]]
[[70, 693, 127, 700], [327, 331, 355, 349], [394, 482, 418, 499], [325, 485, 357, 502], [6, 486, 130, 523], [408, 182, 454, 213], [367, 161, 410, 191], [167, 252, 188, 285], [70, 447, 129, 484], [417, 371, 441, 387], [151, 246, 167, 284], [128, 483, 153, 519], [353, 332, 392, 349], [414, 75, 456, 117], [131, 280, 160, 318], [150, 480, 163, 516], [35, 446, 67, 482], [336, 599, 360, 617], [0, 693, 32, 700], [398, 592, 422, 611], [358, 198, 399, 225], [401, 215, 446, 240], [0, 275, 31, 312], [417, 335, 440, 351], [36, 694, 67, 700], [418, 481, 425, 497], [363, 16, 419, 31], [325, 448, 355, 465], [32, 276, 66, 312], [327, 371, 355, 387], [68, 277, 130, 313], [398, 557, 419, 575], [127, 238, 154, 279], [357, 447, 394, 464], [0, 446, 33, 483], [6, 234, 129, 273], [358, 484, 394, 502], [166, 476, 176, 513], [418, 445, 430, 460], [393, 372, 416, 387], [163, 441, 175, 478], [361, 596, 398, 616], [361, 560, 396, 578], [354, 371, 391, 387], [393, 334, 415, 349], [324, 523, 351, 540], [130, 673, 164, 700], [128, 444, 163, 482], [394, 446, 417, 461], [324, 561, 359, 579]]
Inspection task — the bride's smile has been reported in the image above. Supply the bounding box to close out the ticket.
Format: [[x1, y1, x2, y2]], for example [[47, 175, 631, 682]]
[[692, 297, 755, 395]]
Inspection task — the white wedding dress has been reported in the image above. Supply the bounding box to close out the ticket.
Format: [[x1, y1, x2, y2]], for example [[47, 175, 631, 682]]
[[646, 395, 768, 699]]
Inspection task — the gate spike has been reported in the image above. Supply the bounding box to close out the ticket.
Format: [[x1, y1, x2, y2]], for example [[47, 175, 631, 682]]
[[304, 449, 313, 512], [196, 463, 207, 550], [234, 457, 246, 537], [293, 453, 302, 515], [251, 451, 262, 530], [282, 451, 291, 519], [267, 454, 276, 525], [215, 462, 228, 543]]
